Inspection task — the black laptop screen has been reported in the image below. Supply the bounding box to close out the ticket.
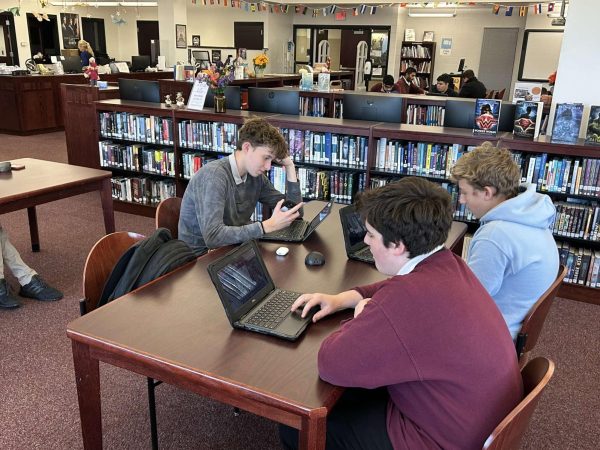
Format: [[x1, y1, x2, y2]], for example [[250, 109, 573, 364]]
[[306, 201, 332, 233], [215, 244, 270, 313], [347, 212, 367, 249]]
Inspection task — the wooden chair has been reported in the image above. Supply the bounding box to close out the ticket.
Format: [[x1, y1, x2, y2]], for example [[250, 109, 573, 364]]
[[155, 196, 182, 239], [515, 265, 567, 364], [495, 88, 506, 100], [81, 231, 163, 450], [486, 89, 497, 99], [483, 357, 555, 449]]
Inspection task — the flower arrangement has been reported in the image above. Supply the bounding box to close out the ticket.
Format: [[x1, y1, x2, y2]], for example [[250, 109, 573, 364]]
[[253, 53, 269, 69], [197, 63, 235, 97]]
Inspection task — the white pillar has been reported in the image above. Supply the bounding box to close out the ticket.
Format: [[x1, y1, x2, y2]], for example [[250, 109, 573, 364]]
[[158, 0, 188, 67], [551, 0, 600, 136]]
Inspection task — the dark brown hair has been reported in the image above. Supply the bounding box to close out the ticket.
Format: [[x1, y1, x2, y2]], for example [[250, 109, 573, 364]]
[[237, 117, 288, 159], [356, 177, 453, 257]]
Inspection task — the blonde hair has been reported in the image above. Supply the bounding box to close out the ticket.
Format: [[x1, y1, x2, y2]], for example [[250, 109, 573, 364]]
[[450, 142, 520, 198], [77, 40, 94, 57]]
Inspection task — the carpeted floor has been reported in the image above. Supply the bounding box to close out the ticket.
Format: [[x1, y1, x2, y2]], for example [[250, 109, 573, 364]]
[[0, 132, 598, 449]]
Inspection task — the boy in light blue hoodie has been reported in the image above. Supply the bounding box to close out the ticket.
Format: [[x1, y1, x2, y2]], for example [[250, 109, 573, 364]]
[[451, 143, 559, 339]]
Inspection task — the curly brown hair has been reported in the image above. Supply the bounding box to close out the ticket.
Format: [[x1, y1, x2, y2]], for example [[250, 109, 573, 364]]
[[450, 142, 520, 198], [356, 177, 452, 258], [237, 117, 288, 160]]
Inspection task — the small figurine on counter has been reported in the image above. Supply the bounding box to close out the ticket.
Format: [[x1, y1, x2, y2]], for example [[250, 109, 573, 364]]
[[164, 94, 172, 108], [176, 92, 185, 108], [84, 57, 99, 86]]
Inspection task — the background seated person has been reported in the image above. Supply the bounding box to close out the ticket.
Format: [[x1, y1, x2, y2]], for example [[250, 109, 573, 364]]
[[430, 73, 458, 96], [458, 69, 487, 98], [178, 118, 303, 256], [280, 177, 522, 450], [369, 75, 399, 93], [450, 143, 559, 339], [395, 67, 425, 95]]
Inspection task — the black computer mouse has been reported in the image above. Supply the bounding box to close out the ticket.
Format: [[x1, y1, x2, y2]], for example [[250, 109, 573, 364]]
[[305, 251, 325, 266]]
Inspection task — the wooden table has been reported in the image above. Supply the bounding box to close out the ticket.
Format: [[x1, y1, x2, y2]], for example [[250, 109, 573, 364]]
[[66, 202, 466, 449], [0, 158, 115, 251]]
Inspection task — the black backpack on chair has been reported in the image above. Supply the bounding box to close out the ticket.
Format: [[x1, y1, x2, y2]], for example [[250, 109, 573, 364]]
[[97, 228, 196, 308]]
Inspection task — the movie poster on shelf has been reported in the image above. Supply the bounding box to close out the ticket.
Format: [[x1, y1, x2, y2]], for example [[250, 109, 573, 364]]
[[61, 13, 80, 49]]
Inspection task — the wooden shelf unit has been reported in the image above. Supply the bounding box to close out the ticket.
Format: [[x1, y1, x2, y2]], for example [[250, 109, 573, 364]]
[[399, 41, 436, 91], [91, 100, 600, 304]]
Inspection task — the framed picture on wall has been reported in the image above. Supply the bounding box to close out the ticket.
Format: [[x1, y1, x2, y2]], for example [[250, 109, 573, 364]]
[[423, 31, 434, 42], [61, 12, 81, 49], [191, 35, 200, 47], [176, 24, 187, 49]]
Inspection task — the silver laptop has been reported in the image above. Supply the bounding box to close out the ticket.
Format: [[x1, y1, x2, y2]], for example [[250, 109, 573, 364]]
[[207, 240, 316, 341]]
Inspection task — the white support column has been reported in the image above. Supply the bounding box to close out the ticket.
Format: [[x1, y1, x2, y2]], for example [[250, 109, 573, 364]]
[[550, 0, 600, 136], [158, 0, 188, 68]]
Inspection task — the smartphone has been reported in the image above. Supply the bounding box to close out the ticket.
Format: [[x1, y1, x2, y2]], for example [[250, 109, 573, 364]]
[[281, 200, 297, 211]]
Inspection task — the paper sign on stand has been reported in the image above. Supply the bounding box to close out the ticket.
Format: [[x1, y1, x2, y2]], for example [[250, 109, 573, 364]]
[[187, 80, 209, 111]]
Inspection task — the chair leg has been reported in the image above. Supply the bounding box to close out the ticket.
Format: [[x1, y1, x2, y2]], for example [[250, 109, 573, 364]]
[[148, 377, 159, 450]]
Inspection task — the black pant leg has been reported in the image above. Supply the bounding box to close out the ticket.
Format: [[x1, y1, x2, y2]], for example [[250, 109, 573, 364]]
[[279, 387, 393, 450]]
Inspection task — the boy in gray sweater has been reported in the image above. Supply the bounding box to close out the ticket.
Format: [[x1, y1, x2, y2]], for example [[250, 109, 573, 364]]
[[179, 117, 303, 256]]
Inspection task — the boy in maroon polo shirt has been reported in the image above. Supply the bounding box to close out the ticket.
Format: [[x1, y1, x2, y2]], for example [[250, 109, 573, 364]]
[[280, 177, 522, 450]]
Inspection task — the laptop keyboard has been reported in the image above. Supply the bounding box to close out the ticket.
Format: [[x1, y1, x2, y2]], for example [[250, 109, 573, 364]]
[[355, 246, 373, 259], [246, 290, 299, 329], [265, 220, 307, 240]]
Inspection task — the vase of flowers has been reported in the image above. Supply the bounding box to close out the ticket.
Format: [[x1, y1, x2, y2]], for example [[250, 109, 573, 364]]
[[197, 62, 235, 113], [253, 52, 269, 78]]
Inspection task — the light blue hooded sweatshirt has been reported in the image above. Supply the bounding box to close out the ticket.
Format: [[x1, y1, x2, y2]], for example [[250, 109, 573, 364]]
[[467, 183, 559, 339]]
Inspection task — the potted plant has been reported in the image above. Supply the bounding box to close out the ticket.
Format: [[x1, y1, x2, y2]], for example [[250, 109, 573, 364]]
[[197, 62, 235, 113], [252, 52, 269, 78]]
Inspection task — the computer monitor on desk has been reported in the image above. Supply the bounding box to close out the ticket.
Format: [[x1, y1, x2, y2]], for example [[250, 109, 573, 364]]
[[205, 86, 241, 110], [342, 92, 403, 123], [248, 88, 300, 115], [444, 99, 516, 132], [118, 79, 161, 103], [131, 55, 151, 72], [62, 55, 82, 74]]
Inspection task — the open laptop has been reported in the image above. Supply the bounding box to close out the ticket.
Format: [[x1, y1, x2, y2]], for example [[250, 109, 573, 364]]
[[260, 201, 333, 242], [207, 240, 315, 341], [339, 205, 374, 264]]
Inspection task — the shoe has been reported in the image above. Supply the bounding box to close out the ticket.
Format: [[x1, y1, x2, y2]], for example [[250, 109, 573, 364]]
[[0, 279, 21, 309], [19, 275, 63, 301]]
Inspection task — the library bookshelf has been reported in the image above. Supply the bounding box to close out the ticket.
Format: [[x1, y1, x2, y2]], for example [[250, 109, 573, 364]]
[[399, 41, 436, 91], [93, 99, 599, 304]]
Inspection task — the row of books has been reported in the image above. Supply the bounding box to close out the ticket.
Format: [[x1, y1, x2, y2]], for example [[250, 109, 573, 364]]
[[299, 97, 328, 118], [516, 153, 600, 197], [99, 112, 174, 145], [99, 141, 176, 177], [551, 201, 600, 241], [178, 120, 238, 153], [268, 166, 366, 204], [279, 128, 369, 169], [558, 243, 600, 287], [332, 99, 343, 119], [373, 140, 473, 177], [400, 61, 431, 74], [111, 177, 176, 205], [401, 45, 431, 58], [405, 105, 445, 126], [181, 152, 220, 179]]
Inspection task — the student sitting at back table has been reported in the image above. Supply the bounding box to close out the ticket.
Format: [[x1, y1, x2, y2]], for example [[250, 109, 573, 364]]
[[458, 69, 487, 98], [179, 118, 303, 256], [430, 73, 458, 96], [280, 177, 522, 450], [450, 143, 559, 339], [369, 75, 399, 93], [395, 67, 425, 95], [0, 223, 63, 309]]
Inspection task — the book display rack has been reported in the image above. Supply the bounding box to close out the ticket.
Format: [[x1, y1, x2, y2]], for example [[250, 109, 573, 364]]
[[399, 41, 436, 91], [94, 99, 599, 304]]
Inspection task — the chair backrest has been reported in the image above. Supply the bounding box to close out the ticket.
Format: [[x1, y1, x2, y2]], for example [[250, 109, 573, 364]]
[[483, 357, 555, 449], [516, 264, 567, 360], [155, 197, 182, 239], [81, 231, 145, 314], [486, 89, 497, 99], [495, 88, 506, 100]]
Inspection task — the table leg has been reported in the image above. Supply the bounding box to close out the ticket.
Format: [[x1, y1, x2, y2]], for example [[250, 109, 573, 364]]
[[99, 177, 115, 234], [72, 340, 103, 450], [27, 207, 40, 252], [298, 415, 326, 450]]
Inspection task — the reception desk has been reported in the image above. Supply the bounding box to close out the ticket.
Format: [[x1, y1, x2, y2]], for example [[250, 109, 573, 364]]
[[0, 71, 172, 135]]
